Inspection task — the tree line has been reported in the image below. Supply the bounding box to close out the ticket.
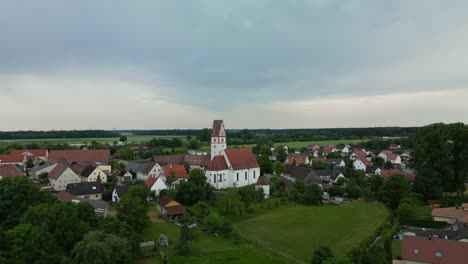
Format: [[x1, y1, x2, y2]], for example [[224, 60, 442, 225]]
[[0, 130, 117, 140]]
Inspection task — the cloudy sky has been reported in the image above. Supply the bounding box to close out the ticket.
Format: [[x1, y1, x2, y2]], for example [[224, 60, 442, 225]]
[[1, 1, 468, 130]]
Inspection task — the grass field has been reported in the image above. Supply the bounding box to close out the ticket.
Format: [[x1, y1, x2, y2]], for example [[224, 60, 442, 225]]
[[0, 135, 189, 146], [234, 201, 389, 262], [137, 220, 288, 264]]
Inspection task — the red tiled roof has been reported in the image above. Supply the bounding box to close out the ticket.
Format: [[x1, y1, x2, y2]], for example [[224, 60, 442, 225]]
[[287, 155, 307, 165], [432, 207, 468, 223], [307, 144, 320, 151], [70, 162, 92, 175], [49, 149, 110, 163], [312, 157, 327, 163], [211, 120, 224, 137], [56, 191, 77, 202], [0, 164, 23, 177], [380, 150, 399, 161], [165, 204, 187, 216], [359, 157, 372, 167], [158, 196, 173, 206], [207, 156, 229, 171], [323, 146, 336, 154], [162, 164, 188, 179], [152, 154, 185, 166], [11, 149, 48, 158], [354, 150, 368, 159], [255, 176, 269, 186], [48, 162, 70, 180], [145, 176, 157, 189], [402, 235, 468, 264], [0, 154, 25, 163], [382, 169, 403, 179], [184, 154, 209, 166], [224, 148, 259, 170]]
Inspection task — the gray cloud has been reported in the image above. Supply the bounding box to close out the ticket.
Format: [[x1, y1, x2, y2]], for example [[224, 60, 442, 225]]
[[1, 1, 468, 128]]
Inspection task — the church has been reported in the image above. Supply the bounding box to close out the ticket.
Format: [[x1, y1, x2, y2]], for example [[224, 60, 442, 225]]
[[205, 120, 260, 189]]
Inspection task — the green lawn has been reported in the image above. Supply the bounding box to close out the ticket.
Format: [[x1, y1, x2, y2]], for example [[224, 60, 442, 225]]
[[234, 201, 389, 262], [392, 240, 402, 259], [137, 221, 288, 264]]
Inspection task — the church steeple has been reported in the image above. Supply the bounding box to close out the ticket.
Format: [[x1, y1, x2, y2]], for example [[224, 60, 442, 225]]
[[211, 120, 226, 159]]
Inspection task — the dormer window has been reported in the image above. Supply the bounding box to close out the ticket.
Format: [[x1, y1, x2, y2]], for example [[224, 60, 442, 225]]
[[414, 249, 419, 255], [435, 252, 442, 257]]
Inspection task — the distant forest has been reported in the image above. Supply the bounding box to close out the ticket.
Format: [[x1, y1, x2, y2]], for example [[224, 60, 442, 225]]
[[0, 127, 419, 140]]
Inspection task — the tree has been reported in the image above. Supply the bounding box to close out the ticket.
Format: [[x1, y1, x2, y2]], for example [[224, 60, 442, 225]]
[[38, 172, 49, 183], [381, 174, 411, 209], [176, 169, 213, 205], [71, 231, 132, 264], [196, 128, 212, 142], [328, 186, 344, 197], [126, 186, 150, 205], [273, 161, 284, 176], [257, 155, 273, 175], [119, 135, 127, 142], [397, 202, 414, 219], [301, 184, 323, 205], [346, 182, 362, 199], [311, 246, 334, 264], [368, 175, 384, 197], [165, 171, 177, 189], [326, 152, 342, 159], [116, 195, 149, 233], [383, 161, 393, 170], [5, 223, 64, 264], [0, 176, 53, 230], [276, 147, 288, 163], [183, 161, 190, 173], [373, 156, 385, 167], [115, 148, 135, 160], [25, 159, 34, 168], [187, 139, 200, 149], [21, 202, 91, 252], [218, 191, 244, 217]]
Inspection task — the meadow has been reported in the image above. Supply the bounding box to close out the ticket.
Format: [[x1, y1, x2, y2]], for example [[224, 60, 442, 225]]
[[234, 201, 388, 262]]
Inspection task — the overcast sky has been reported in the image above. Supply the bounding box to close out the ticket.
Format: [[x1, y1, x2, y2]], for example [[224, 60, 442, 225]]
[[1, 1, 468, 130]]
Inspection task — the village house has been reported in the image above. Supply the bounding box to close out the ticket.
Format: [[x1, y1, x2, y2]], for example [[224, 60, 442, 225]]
[[255, 176, 270, 198], [419, 223, 468, 242], [56, 191, 108, 217], [307, 144, 320, 151], [325, 158, 346, 168], [205, 120, 260, 189], [66, 181, 104, 200], [162, 164, 188, 182], [400, 151, 412, 162], [322, 145, 338, 156], [117, 170, 133, 181], [125, 161, 162, 181], [432, 203, 468, 224], [399, 235, 468, 264], [30, 162, 57, 179], [382, 169, 415, 182], [48, 149, 110, 163], [71, 162, 108, 183], [353, 157, 372, 171], [0, 164, 23, 179], [157, 196, 187, 220], [389, 144, 401, 150], [350, 149, 368, 161], [152, 153, 210, 171], [48, 162, 81, 191], [283, 164, 322, 186], [10, 149, 49, 162], [112, 185, 131, 203], [145, 174, 168, 196], [284, 154, 310, 166], [378, 150, 402, 165]]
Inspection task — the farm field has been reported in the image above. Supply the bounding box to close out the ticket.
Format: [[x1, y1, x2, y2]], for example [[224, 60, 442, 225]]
[[137, 221, 288, 264], [0, 135, 189, 146], [234, 201, 389, 262]]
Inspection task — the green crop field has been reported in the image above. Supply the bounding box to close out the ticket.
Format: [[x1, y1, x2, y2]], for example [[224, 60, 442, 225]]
[[234, 201, 388, 262], [0, 135, 189, 146], [137, 220, 288, 264]]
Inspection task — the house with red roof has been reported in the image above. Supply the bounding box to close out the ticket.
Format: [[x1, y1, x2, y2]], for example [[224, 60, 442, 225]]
[[307, 144, 320, 151], [157, 196, 187, 220], [399, 235, 468, 264], [49, 149, 110, 163], [0, 164, 24, 179], [205, 120, 260, 189], [353, 157, 372, 171], [322, 146, 337, 156], [10, 149, 49, 162], [70, 162, 108, 183], [284, 154, 310, 166], [432, 204, 468, 224], [382, 169, 416, 182], [255, 176, 270, 198], [350, 149, 368, 161], [48, 162, 81, 191], [378, 150, 402, 165]]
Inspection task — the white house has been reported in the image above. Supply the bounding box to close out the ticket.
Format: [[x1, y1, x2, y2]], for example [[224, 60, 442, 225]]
[[112, 185, 130, 203], [255, 177, 270, 198], [378, 150, 402, 165], [353, 158, 371, 171], [145, 175, 168, 196], [48, 163, 81, 191], [71, 163, 108, 183], [125, 162, 162, 181], [205, 120, 260, 190], [30, 162, 58, 179]]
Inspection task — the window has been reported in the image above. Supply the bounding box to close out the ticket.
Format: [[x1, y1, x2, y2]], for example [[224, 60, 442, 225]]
[[245, 171, 247, 180], [237, 172, 239, 181], [213, 175, 216, 183], [414, 249, 419, 255], [253, 170, 256, 179], [435, 252, 442, 257], [219, 175, 222, 181], [95, 195, 98, 197]]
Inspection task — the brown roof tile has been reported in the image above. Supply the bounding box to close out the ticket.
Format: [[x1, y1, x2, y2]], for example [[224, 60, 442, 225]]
[[0, 164, 23, 177], [207, 156, 228, 171], [49, 149, 110, 163], [402, 235, 468, 264], [224, 148, 259, 170]]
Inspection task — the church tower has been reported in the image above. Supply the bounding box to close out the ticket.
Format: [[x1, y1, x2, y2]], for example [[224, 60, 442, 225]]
[[211, 120, 227, 159]]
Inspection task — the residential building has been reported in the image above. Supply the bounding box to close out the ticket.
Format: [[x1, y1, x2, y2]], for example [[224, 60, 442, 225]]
[[66, 182, 104, 200], [0, 164, 23, 179], [30, 162, 57, 179], [112, 185, 130, 203], [255, 176, 270, 198], [49, 149, 110, 163], [71, 162, 108, 183], [400, 235, 468, 264], [378, 150, 402, 165], [156, 196, 187, 220], [48, 162, 81, 191], [432, 204, 468, 224], [419, 223, 468, 242], [56, 191, 108, 217]]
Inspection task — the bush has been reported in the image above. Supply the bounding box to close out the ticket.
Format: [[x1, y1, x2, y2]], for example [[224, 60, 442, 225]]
[[397, 203, 414, 219], [328, 186, 344, 197], [399, 218, 448, 229]]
